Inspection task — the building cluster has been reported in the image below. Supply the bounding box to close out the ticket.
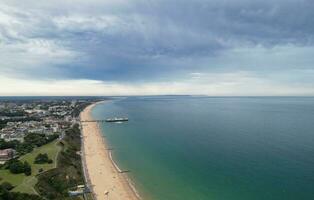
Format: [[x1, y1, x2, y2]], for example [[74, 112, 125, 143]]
[[0, 100, 84, 143]]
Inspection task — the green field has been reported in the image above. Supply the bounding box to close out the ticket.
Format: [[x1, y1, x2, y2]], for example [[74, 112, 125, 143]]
[[0, 139, 62, 194]]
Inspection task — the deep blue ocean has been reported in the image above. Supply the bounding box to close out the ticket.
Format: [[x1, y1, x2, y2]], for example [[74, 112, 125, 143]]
[[92, 96, 314, 200]]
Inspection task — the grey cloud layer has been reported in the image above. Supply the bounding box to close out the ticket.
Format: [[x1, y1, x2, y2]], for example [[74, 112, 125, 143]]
[[0, 0, 314, 83]]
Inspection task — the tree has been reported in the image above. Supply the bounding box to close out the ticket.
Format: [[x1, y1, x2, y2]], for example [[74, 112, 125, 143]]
[[8, 160, 24, 174], [24, 134, 46, 147], [0, 139, 20, 150], [16, 143, 33, 155], [34, 153, 49, 164], [6, 160, 31, 175], [0, 185, 11, 200], [0, 182, 14, 191], [0, 183, 44, 200], [23, 133, 59, 149], [23, 161, 31, 176]]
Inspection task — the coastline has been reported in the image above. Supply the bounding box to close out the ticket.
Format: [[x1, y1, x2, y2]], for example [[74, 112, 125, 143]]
[[80, 102, 139, 200]]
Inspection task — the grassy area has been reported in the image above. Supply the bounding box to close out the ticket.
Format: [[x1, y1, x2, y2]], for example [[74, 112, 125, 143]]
[[20, 139, 61, 173], [0, 139, 62, 194]]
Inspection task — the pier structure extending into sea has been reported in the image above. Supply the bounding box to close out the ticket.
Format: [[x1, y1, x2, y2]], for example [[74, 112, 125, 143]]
[[80, 119, 106, 123], [81, 117, 128, 123]]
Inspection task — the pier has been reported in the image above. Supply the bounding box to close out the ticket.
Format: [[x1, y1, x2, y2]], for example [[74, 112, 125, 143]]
[[80, 117, 128, 123], [80, 120, 106, 123]]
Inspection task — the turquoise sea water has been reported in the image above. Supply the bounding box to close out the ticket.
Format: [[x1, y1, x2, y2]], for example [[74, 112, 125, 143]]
[[92, 96, 314, 200]]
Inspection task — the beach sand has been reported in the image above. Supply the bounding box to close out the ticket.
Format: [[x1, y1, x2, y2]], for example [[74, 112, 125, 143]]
[[80, 103, 139, 200]]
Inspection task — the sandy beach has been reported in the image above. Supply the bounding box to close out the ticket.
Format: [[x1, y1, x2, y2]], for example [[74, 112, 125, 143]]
[[80, 102, 139, 200]]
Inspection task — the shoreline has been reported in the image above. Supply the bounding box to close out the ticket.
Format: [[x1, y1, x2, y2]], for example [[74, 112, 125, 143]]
[[80, 102, 139, 200]]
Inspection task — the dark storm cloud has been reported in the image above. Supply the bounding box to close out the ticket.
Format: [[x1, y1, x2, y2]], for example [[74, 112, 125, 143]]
[[1, 0, 314, 82]]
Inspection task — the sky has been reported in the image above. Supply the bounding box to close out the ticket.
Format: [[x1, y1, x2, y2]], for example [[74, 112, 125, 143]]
[[0, 0, 314, 96]]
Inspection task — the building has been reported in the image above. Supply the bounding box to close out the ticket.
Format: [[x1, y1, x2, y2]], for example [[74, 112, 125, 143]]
[[0, 148, 16, 163]]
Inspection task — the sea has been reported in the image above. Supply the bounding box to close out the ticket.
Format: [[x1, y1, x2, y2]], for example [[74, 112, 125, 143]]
[[91, 96, 314, 200]]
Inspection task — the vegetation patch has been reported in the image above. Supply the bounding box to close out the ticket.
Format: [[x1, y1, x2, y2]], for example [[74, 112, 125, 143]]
[[34, 153, 53, 164], [35, 124, 84, 199], [0, 185, 44, 200], [4, 160, 31, 176], [0, 133, 59, 156], [0, 140, 62, 195]]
